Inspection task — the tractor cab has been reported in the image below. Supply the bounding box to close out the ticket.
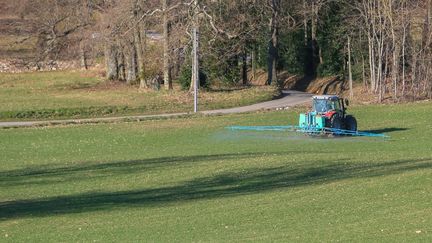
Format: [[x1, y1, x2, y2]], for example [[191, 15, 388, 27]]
[[312, 95, 345, 118]]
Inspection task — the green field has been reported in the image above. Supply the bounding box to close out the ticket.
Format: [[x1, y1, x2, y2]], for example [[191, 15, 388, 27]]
[[1, 101, 431, 241], [0, 71, 277, 120]]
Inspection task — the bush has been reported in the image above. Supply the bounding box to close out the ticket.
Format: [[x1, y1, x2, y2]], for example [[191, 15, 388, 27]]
[[177, 65, 208, 90]]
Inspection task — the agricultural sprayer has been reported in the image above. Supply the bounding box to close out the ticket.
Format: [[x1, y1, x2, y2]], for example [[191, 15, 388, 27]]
[[227, 95, 387, 138]]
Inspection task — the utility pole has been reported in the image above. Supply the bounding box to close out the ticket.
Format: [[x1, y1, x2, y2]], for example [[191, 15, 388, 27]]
[[162, 0, 172, 90], [193, 27, 199, 113], [192, 0, 199, 113]]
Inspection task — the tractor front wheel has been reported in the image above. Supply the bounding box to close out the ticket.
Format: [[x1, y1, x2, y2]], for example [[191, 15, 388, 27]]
[[330, 115, 342, 130]]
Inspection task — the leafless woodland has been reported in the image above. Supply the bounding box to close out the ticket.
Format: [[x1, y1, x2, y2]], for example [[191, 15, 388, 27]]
[[1, 0, 431, 101]]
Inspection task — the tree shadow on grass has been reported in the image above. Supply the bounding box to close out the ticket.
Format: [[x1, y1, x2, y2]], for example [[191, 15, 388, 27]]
[[0, 151, 315, 187], [1, 157, 431, 221], [362, 128, 408, 134]]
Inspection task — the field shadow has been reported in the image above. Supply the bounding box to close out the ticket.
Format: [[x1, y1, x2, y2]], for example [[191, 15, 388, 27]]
[[0, 152, 310, 187], [1, 157, 430, 221], [362, 128, 408, 134], [53, 81, 95, 91]]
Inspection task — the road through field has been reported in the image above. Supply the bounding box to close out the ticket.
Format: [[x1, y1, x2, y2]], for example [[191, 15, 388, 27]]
[[0, 90, 311, 128]]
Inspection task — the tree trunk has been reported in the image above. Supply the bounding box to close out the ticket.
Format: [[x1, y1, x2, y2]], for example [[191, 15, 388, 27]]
[[412, 52, 418, 98], [134, 27, 145, 87], [392, 42, 400, 100], [133, 4, 145, 88], [117, 44, 126, 81], [367, 29, 375, 93], [362, 55, 367, 90], [80, 40, 88, 70], [126, 41, 137, 84], [105, 43, 118, 80], [140, 29, 148, 89], [303, 0, 308, 46], [388, 1, 399, 100], [267, 0, 279, 86], [242, 48, 248, 85], [311, 1, 320, 74], [251, 47, 256, 81], [173, 40, 182, 79], [422, 0, 431, 97], [348, 36, 353, 99], [402, 9, 407, 98]]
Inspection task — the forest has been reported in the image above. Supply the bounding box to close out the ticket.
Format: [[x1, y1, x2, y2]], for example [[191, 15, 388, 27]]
[[5, 0, 432, 101]]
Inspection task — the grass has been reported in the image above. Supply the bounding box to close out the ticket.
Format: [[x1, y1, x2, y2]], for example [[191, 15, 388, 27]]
[[1, 101, 431, 241], [0, 70, 278, 120]]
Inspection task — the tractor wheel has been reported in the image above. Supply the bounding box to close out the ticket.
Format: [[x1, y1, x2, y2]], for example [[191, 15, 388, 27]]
[[330, 115, 343, 136], [330, 115, 342, 130], [345, 115, 358, 132]]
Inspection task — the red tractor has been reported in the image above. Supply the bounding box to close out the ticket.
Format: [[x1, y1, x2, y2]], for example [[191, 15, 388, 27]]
[[299, 95, 357, 132]]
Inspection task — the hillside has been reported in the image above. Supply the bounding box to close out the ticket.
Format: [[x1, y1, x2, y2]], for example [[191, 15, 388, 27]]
[[0, 2, 35, 60]]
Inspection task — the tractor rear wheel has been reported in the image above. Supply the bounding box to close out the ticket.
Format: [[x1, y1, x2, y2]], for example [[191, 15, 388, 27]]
[[345, 115, 357, 131]]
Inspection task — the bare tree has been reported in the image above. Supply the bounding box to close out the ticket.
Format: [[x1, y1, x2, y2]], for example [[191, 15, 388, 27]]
[[267, 0, 280, 85]]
